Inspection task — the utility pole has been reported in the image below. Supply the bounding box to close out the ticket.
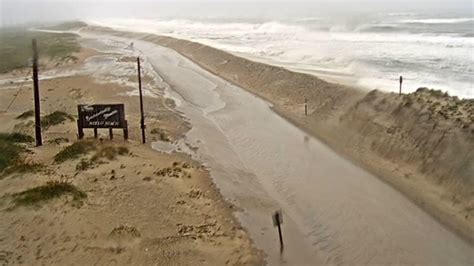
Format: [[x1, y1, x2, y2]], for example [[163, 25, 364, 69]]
[[137, 57, 146, 144], [32, 39, 42, 146]]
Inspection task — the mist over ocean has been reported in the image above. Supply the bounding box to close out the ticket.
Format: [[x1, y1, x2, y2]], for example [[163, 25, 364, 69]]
[[2, 1, 473, 98]]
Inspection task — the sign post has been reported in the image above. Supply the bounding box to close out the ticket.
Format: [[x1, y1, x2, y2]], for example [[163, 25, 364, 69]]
[[304, 97, 308, 116], [77, 104, 128, 140], [137, 57, 146, 144], [32, 39, 42, 146], [399, 76, 403, 96], [273, 210, 284, 253]]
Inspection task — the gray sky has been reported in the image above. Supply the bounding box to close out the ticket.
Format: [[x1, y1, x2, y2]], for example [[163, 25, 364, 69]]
[[1, 0, 472, 27]]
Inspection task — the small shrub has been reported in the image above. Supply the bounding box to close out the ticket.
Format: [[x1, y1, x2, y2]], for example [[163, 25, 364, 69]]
[[10, 180, 86, 208], [41, 111, 74, 129], [76, 158, 94, 171], [0, 142, 22, 173], [76, 145, 129, 171], [2, 160, 44, 177], [46, 137, 69, 145], [151, 128, 170, 141], [0, 132, 34, 143], [54, 140, 95, 163], [16, 110, 34, 120], [118, 146, 129, 155], [0, 133, 33, 172]]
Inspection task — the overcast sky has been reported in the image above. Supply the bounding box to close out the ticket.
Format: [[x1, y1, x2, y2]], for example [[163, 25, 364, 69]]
[[1, 0, 472, 27]]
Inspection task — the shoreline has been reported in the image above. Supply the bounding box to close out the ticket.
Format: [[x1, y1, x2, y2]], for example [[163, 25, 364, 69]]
[[0, 40, 265, 264], [73, 25, 473, 244]]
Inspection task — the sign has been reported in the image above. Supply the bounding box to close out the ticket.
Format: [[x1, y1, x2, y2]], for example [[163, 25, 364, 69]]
[[78, 104, 125, 128], [77, 104, 128, 140]]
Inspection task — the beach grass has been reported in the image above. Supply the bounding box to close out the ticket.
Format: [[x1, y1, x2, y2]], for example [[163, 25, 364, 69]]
[[0, 28, 80, 73], [41, 111, 75, 129], [76, 145, 129, 171], [54, 140, 95, 163], [16, 110, 34, 120], [44, 21, 88, 31], [0, 132, 34, 172], [10, 180, 86, 208]]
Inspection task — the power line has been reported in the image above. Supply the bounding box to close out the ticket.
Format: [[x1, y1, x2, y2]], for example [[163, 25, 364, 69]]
[[3, 69, 32, 112]]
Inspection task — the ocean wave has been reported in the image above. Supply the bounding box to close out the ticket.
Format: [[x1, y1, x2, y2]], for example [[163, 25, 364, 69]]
[[293, 17, 324, 22], [399, 18, 474, 24], [356, 24, 403, 33], [88, 18, 474, 98]]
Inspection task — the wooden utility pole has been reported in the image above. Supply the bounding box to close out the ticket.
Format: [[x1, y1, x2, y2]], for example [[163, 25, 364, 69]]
[[32, 39, 42, 146], [137, 57, 146, 144]]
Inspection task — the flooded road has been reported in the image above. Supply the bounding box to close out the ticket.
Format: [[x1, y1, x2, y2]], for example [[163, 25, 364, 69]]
[[83, 33, 473, 265]]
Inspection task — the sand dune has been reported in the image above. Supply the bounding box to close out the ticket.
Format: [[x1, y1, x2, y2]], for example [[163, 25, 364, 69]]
[[0, 45, 263, 265]]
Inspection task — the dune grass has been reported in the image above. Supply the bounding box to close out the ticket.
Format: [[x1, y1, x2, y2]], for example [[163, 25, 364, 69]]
[[55, 139, 129, 167], [91, 146, 129, 161], [10, 180, 86, 208], [44, 21, 88, 31], [41, 111, 74, 129], [76, 145, 129, 171], [16, 110, 34, 120], [1, 161, 44, 177], [0, 133, 34, 172], [0, 28, 80, 73], [54, 140, 95, 163]]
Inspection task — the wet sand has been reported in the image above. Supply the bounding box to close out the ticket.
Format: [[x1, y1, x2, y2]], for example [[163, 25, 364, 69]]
[[78, 33, 474, 265]]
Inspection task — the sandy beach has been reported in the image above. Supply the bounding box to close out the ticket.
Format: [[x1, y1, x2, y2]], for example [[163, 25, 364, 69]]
[[0, 43, 263, 265]]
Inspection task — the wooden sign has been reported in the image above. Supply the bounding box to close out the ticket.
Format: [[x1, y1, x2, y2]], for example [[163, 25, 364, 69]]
[[77, 104, 128, 140], [78, 104, 125, 128]]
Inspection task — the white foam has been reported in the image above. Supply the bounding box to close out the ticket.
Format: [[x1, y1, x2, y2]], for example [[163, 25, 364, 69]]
[[87, 18, 474, 98], [400, 18, 474, 24]]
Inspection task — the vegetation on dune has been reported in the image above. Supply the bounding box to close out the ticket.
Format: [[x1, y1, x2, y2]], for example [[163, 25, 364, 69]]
[[54, 140, 95, 163], [55, 139, 129, 170], [90, 146, 129, 161], [41, 111, 75, 129], [403, 88, 474, 129], [151, 127, 171, 142], [0, 28, 80, 73], [46, 137, 69, 145], [16, 110, 34, 120], [0, 133, 34, 173], [10, 180, 86, 209], [44, 21, 88, 31], [76, 145, 129, 171], [1, 161, 44, 178], [0, 132, 34, 143]]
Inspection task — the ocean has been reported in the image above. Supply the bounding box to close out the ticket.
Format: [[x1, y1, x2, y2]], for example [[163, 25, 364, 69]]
[[2, 1, 473, 98]]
